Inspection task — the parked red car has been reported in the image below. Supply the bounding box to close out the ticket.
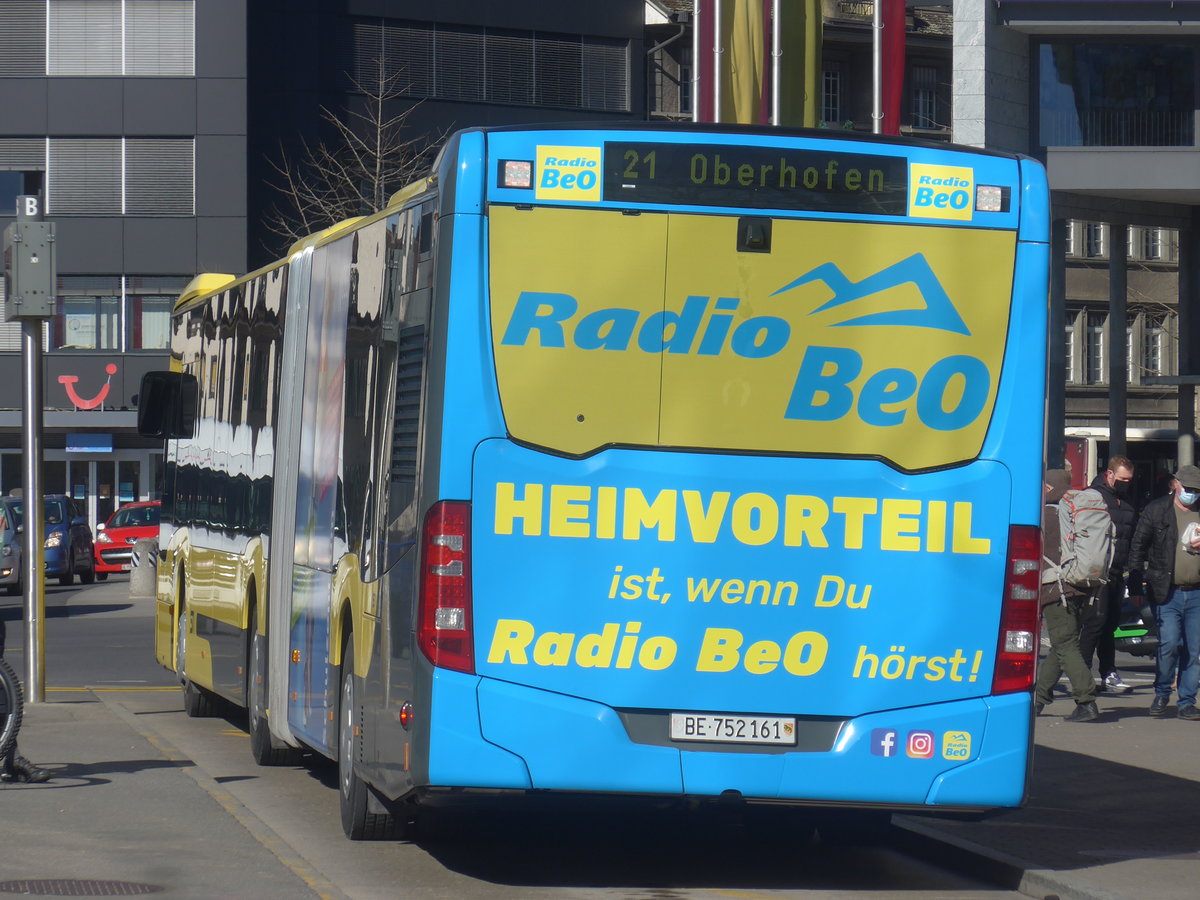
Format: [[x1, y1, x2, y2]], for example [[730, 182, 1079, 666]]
[[94, 501, 160, 579]]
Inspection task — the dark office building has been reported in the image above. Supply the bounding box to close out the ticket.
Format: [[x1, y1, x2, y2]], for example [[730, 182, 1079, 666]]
[[0, 0, 645, 526]]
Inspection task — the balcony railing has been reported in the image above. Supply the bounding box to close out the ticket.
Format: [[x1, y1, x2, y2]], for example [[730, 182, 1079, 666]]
[[1040, 108, 1194, 148]]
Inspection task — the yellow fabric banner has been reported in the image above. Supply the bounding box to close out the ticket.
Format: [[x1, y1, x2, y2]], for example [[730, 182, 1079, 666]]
[[718, 0, 766, 124], [715, 0, 822, 128]]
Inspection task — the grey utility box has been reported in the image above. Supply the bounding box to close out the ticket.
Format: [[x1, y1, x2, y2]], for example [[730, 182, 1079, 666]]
[[3, 194, 57, 321]]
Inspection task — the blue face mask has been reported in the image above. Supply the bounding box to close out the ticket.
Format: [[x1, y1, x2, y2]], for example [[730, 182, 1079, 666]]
[[1181, 488, 1200, 507]]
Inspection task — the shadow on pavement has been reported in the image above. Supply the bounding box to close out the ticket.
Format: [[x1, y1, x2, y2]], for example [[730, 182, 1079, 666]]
[[0, 603, 134, 621], [904, 744, 1200, 872], [415, 801, 934, 889]]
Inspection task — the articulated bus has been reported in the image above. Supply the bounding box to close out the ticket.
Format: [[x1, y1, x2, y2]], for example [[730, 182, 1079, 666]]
[[138, 123, 1049, 839]]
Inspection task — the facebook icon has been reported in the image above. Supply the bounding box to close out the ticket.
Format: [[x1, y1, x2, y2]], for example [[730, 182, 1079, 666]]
[[871, 728, 898, 757]]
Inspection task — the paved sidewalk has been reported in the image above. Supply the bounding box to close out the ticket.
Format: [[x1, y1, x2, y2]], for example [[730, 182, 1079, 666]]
[[896, 675, 1200, 900], [0, 691, 334, 900], [3, 672, 1196, 900]]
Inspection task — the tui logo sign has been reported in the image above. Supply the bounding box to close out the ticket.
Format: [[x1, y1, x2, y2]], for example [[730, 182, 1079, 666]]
[[58, 363, 118, 410]]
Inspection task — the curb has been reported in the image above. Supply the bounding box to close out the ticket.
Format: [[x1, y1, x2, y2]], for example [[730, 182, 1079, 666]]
[[96, 692, 351, 900], [892, 816, 1130, 900]]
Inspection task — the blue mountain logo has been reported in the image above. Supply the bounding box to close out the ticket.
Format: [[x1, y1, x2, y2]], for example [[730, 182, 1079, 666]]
[[770, 253, 970, 336]]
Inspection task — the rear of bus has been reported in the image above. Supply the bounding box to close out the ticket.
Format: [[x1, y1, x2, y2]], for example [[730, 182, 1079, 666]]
[[417, 125, 1047, 813]]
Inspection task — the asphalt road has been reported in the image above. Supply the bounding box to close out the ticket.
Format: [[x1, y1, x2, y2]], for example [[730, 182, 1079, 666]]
[[2, 577, 1029, 900]]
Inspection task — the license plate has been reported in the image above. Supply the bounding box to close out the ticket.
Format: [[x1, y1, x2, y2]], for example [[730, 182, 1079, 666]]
[[120, 564, 131, 572], [669, 713, 797, 746]]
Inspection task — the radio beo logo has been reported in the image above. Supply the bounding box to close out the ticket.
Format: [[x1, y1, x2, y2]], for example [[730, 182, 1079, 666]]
[[536, 145, 602, 202], [909, 164, 973, 221], [942, 730, 972, 760]]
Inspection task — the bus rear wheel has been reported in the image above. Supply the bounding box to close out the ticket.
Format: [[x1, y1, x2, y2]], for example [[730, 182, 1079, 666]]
[[248, 626, 299, 766], [178, 601, 216, 718], [339, 643, 392, 840]]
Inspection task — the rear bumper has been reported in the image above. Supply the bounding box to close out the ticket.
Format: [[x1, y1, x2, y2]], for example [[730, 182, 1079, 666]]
[[424, 672, 1030, 811]]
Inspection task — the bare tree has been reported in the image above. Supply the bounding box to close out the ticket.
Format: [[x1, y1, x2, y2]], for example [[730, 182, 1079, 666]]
[[261, 63, 444, 254]]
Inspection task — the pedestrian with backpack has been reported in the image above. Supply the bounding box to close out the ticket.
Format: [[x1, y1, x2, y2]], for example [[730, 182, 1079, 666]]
[[1035, 469, 1105, 721], [1126, 465, 1200, 719]]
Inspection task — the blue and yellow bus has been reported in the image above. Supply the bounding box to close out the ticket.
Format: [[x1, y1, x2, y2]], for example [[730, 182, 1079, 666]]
[[138, 122, 1049, 839]]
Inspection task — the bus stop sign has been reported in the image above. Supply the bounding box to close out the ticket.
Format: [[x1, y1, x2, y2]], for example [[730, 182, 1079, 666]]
[[3, 195, 56, 321]]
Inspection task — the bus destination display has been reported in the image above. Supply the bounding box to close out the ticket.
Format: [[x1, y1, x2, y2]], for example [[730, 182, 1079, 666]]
[[603, 141, 908, 215]]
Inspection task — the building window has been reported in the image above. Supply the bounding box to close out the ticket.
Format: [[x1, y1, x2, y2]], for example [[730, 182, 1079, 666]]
[[49, 275, 187, 352], [54, 278, 122, 351], [1142, 313, 1165, 376], [1141, 227, 1163, 261], [0, 0, 194, 76], [0, 1, 45, 77], [1038, 42, 1194, 147], [650, 44, 691, 117], [911, 65, 938, 129], [342, 19, 629, 112], [39, 137, 194, 216], [1086, 310, 1106, 384], [1085, 222, 1106, 259], [822, 66, 841, 126], [0, 168, 44, 214]]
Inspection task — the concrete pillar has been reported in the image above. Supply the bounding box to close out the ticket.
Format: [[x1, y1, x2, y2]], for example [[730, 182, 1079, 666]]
[[1179, 214, 1200, 465], [952, 0, 1030, 152]]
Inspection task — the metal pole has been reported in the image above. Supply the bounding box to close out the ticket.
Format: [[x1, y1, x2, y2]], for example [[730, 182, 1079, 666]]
[[771, 0, 781, 126], [21, 318, 45, 702], [693, 0, 701, 122], [872, 0, 883, 133], [713, 0, 722, 123]]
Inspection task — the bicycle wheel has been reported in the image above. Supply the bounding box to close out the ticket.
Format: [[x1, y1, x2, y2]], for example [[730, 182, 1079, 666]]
[[0, 656, 25, 762]]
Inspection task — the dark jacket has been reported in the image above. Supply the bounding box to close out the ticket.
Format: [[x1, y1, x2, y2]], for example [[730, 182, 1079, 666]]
[[1089, 473, 1138, 572], [1126, 494, 1179, 604]]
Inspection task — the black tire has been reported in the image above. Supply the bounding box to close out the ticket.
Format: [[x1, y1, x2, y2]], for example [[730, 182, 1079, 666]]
[[339, 643, 392, 839], [177, 599, 216, 718], [59, 553, 74, 586], [0, 656, 25, 762], [79, 557, 96, 585], [248, 623, 300, 766]]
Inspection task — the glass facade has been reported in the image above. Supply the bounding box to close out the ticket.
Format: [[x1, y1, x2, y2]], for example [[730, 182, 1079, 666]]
[[1038, 43, 1195, 147]]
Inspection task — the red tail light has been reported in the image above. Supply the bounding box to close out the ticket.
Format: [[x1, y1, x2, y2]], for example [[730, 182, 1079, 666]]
[[418, 501, 474, 674], [992, 525, 1042, 694]]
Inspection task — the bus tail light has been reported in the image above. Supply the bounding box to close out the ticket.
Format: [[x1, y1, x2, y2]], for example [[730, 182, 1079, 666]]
[[992, 525, 1042, 695], [418, 501, 474, 674]]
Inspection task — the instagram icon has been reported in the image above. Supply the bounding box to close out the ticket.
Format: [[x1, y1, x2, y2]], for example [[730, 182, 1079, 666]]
[[906, 730, 934, 758]]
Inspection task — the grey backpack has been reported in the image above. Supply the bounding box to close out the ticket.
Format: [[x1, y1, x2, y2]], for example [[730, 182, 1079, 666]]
[[1044, 487, 1116, 591]]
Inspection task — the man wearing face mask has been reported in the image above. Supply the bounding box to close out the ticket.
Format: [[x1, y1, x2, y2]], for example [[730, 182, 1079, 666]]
[[1126, 465, 1200, 718], [1080, 457, 1140, 694]]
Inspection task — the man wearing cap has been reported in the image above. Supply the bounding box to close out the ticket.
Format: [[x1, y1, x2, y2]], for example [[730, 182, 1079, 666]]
[[1126, 465, 1200, 719]]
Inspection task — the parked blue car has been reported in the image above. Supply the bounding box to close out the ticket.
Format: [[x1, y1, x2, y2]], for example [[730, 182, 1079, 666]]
[[3, 494, 95, 586]]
